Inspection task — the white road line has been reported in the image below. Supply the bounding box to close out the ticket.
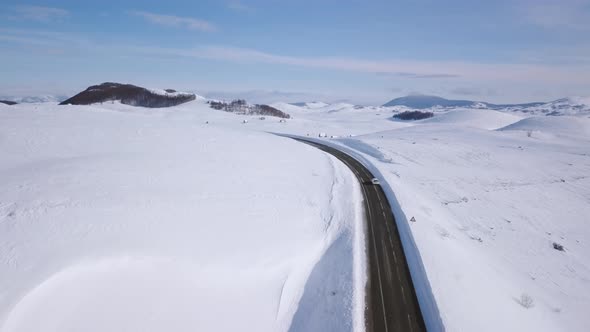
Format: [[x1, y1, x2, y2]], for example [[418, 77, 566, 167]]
[[401, 285, 407, 303]]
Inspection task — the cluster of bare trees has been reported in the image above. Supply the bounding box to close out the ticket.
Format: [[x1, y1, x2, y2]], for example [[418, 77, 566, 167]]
[[392, 110, 434, 120], [208, 99, 290, 119]]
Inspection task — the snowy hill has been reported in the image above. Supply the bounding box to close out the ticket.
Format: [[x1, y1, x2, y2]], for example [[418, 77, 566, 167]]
[[498, 115, 590, 138], [1, 95, 589, 332], [0, 102, 364, 332], [289, 101, 330, 109], [501, 97, 590, 117], [209, 99, 290, 118], [383, 95, 590, 118], [334, 119, 589, 331], [418, 109, 523, 130], [60, 83, 197, 108]]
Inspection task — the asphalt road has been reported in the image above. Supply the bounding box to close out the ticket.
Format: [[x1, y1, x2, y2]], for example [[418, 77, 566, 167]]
[[292, 137, 426, 332]]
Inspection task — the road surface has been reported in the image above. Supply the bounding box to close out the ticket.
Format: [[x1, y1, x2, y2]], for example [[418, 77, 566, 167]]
[[292, 137, 426, 332]]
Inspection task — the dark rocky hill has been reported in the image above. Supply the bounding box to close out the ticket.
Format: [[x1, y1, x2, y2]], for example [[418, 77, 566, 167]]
[[0, 100, 17, 105], [60, 82, 196, 108]]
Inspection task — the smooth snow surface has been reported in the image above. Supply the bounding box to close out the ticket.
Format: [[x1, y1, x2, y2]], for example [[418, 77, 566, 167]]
[[498, 116, 590, 138], [0, 101, 365, 332], [418, 108, 524, 130], [270, 101, 590, 331]]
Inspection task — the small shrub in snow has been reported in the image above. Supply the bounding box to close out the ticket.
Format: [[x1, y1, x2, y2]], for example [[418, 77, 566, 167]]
[[516, 293, 534, 309], [392, 111, 434, 121], [553, 242, 565, 251]]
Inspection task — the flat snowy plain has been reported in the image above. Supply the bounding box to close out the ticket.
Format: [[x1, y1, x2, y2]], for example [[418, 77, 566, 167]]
[[1, 97, 589, 331]]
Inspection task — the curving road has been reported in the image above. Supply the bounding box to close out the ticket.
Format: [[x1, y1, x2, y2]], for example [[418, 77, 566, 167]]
[[292, 137, 426, 332]]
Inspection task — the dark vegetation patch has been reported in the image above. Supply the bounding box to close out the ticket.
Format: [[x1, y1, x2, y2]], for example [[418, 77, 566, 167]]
[[392, 110, 434, 121], [0, 100, 17, 105], [59, 82, 196, 108], [209, 99, 290, 118]]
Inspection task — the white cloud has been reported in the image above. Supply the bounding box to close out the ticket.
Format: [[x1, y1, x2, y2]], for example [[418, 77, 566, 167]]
[[131, 11, 216, 32], [13, 5, 69, 22], [227, 1, 253, 12]]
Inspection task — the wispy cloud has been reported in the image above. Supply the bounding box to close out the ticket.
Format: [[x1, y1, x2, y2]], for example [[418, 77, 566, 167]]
[[130, 11, 216, 32], [13, 5, 69, 22], [124, 45, 590, 84], [227, 1, 253, 12], [521, 0, 590, 30], [2, 28, 590, 89], [375, 72, 459, 79]]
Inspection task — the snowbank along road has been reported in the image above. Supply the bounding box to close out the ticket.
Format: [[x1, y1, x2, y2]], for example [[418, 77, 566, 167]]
[[291, 137, 426, 332]]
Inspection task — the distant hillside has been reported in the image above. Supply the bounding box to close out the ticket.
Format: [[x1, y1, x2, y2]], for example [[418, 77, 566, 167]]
[[209, 99, 290, 118], [0, 100, 17, 105], [383, 95, 544, 109], [60, 83, 196, 108], [384, 95, 475, 108], [289, 101, 330, 109], [502, 97, 590, 116]]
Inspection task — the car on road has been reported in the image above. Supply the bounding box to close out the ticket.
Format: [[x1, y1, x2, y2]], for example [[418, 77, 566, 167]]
[[371, 178, 380, 185]]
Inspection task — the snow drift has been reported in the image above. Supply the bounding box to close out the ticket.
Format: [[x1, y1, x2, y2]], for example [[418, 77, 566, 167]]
[[0, 103, 365, 332]]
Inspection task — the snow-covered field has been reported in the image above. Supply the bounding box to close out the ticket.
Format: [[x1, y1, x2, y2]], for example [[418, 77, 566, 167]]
[[1, 96, 589, 331], [273, 102, 590, 331], [336, 119, 590, 331], [0, 102, 365, 332]]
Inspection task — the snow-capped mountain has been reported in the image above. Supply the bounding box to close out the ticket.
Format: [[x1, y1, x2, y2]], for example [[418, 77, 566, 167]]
[[383, 94, 544, 109]]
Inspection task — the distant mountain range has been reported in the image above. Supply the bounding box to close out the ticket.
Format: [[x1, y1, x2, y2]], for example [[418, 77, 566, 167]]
[[60, 82, 196, 108], [0, 95, 68, 104], [382, 95, 544, 109]]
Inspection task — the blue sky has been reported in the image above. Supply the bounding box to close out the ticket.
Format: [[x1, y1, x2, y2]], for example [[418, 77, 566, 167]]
[[1, 0, 589, 104]]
